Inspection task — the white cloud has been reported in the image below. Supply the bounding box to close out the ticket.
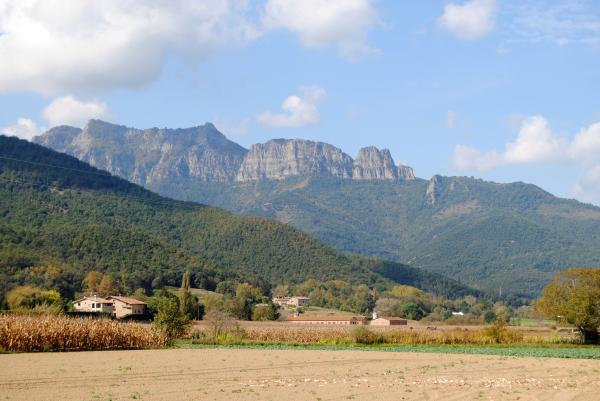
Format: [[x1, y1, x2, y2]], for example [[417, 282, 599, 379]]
[[574, 164, 600, 205], [1, 95, 110, 141], [0, 118, 44, 141], [0, 0, 258, 95], [568, 122, 600, 164], [507, 2, 600, 46], [503, 116, 565, 164], [452, 116, 566, 171], [42, 96, 110, 127], [0, 1, 383, 95], [262, 0, 381, 60], [452, 116, 600, 204], [258, 86, 326, 128], [438, 0, 497, 40]]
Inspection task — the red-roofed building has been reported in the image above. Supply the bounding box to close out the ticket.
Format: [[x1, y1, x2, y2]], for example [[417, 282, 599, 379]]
[[108, 296, 147, 319]]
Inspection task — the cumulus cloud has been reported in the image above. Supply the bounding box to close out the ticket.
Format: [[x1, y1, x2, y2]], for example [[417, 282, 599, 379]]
[[0, 118, 44, 141], [0, 1, 382, 95], [258, 86, 326, 128], [438, 0, 497, 40], [42, 96, 110, 127], [1, 95, 110, 141], [262, 0, 381, 60], [452, 116, 567, 170], [452, 116, 600, 204], [0, 0, 258, 95]]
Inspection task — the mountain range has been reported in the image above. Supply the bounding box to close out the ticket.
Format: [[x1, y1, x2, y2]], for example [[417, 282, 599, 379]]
[[0, 135, 475, 303], [33, 120, 600, 297]]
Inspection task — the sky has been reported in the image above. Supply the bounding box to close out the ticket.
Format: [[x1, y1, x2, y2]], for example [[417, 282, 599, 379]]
[[1, 0, 600, 204]]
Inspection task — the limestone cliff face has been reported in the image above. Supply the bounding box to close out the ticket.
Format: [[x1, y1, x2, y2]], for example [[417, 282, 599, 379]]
[[236, 139, 354, 182], [35, 120, 417, 186], [353, 146, 415, 181], [426, 175, 443, 205], [34, 120, 248, 185]]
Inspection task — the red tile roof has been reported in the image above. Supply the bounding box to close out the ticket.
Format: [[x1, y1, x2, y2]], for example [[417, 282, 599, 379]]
[[286, 316, 367, 322], [108, 296, 146, 305]]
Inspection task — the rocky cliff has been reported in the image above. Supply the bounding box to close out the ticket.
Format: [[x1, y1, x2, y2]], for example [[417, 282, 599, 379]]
[[237, 139, 354, 182], [353, 146, 415, 181], [34, 120, 415, 185], [34, 120, 248, 185]]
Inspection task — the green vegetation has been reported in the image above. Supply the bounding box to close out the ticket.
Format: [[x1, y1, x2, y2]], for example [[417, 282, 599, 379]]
[[150, 291, 190, 339], [163, 174, 600, 298], [177, 342, 600, 360], [535, 268, 600, 344], [6, 285, 63, 312], [0, 135, 476, 304]]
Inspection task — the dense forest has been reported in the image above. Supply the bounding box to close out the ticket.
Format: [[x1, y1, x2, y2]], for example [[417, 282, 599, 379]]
[[160, 174, 600, 297], [0, 136, 478, 304]]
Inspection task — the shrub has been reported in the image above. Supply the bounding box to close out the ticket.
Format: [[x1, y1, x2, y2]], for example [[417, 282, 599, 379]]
[[484, 319, 523, 344], [251, 304, 279, 321], [352, 325, 384, 344], [153, 295, 190, 339], [6, 286, 63, 311]]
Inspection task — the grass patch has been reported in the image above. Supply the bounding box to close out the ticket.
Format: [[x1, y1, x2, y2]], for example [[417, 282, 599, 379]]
[[175, 341, 600, 359]]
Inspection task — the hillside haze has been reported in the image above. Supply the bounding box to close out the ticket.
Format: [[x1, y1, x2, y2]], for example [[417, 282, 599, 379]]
[[0, 135, 473, 302], [34, 121, 600, 297]]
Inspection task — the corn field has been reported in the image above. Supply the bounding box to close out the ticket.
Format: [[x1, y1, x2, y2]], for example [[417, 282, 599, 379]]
[[192, 322, 577, 346], [0, 314, 168, 352]]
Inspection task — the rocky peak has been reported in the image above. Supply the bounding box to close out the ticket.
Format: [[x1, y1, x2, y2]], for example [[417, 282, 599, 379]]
[[34, 120, 248, 185], [426, 175, 443, 205], [353, 146, 414, 181], [236, 139, 353, 182]]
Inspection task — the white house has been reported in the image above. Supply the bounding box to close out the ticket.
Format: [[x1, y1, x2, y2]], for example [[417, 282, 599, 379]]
[[72, 295, 113, 314]]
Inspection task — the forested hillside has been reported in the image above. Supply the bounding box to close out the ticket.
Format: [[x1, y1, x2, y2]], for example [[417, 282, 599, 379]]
[[0, 136, 475, 303], [156, 175, 600, 297], [34, 121, 600, 298]]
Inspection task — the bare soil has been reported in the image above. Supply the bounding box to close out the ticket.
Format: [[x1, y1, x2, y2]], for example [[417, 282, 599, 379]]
[[1, 348, 599, 400]]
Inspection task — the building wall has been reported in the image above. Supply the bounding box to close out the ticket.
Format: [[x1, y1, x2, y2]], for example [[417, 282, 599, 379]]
[[370, 318, 407, 326], [73, 299, 113, 313], [112, 301, 145, 318]]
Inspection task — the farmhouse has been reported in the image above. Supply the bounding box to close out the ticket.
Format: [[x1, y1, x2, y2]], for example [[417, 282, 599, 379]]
[[272, 296, 310, 307], [370, 317, 408, 326], [72, 295, 113, 314], [286, 316, 368, 325], [108, 296, 147, 319]]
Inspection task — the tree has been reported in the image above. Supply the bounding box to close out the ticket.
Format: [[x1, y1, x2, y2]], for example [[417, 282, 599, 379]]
[[400, 302, 425, 320], [203, 295, 236, 341], [535, 268, 600, 344], [251, 303, 279, 321], [6, 286, 62, 311], [98, 275, 120, 295], [84, 271, 103, 293], [153, 293, 190, 339], [178, 271, 195, 318]]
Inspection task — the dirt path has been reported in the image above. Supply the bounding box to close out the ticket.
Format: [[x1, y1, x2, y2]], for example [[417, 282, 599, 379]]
[[1, 348, 599, 400]]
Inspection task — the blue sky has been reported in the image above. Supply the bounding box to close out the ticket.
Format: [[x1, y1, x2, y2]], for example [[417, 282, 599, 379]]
[[1, 1, 600, 204]]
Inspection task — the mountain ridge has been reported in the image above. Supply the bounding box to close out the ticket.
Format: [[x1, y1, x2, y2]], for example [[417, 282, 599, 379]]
[[34, 119, 415, 185], [0, 134, 477, 303], [31, 120, 600, 297]]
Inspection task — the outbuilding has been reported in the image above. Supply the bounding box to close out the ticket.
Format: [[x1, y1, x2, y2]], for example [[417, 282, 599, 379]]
[[370, 317, 408, 326], [108, 296, 147, 319]]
